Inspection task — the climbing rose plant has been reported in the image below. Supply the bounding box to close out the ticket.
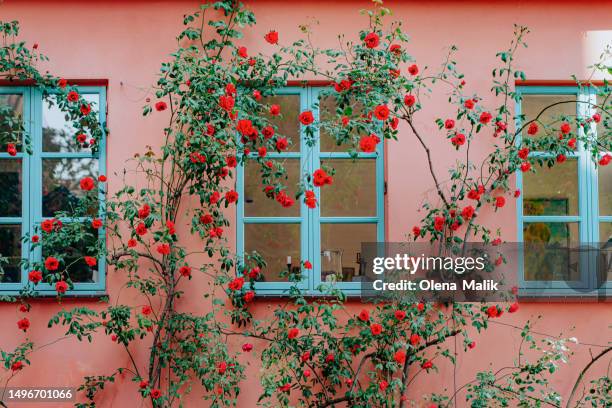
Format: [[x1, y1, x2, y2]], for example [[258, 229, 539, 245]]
[[0, 2, 611, 408]]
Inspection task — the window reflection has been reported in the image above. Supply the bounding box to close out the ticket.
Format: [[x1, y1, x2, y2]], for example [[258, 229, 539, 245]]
[[0, 224, 21, 283], [522, 94, 576, 137], [42, 158, 98, 216], [523, 222, 580, 281], [321, 223, 376, 282], [43, 94, 98, 152], [244, 223, 300, 281], [523, 160, 579, 216], [0, 159, 22, 217], [0, 94, 24, 152], [320, 159, 376, 217]]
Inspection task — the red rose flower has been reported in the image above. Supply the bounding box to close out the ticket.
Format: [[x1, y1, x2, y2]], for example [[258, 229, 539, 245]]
[[444, 119, 455, 129], [463, 99, 475, 109], [237, 46, 248, 58], [154, 101, 167, 112], [410, 333, 420, 346], [374, 105, 390, 121], [303, 260, 313, 269], [225, 190, 239, 203], [557, 154, 567, 163], [358, 309, 370, 321], [417, 302, 425, 312], [269, 104, 281, 116], [421, 360, 433, 370], [7, 143, 17, 156], [451, 133, 466, 147], [592, 113, 601, 123], [479, 112, 492, 124], [287, 328, 299, 339], [568, 138, 576, 149], [226, 156, 237, 168], [11, 361, 23, 371], [379, 380, 389, 391], [264, 30, 279, 44], [80, 177, 95, 191], [364, 32, 380, 49], [67, 91, 79, 102], [313, 169, 333, 187], [244, 291, 255, 302], [508, 302, 519, 313], [91, 218, 103, 229], [359, 134, 379, 153], [80, 103, 91, 116], [150, 389, 162, 399], [433, 216, 445, 232], [560, 122, 571, 134], [139, 380, 149, 389], [518, 147, 530, 160], [262, 126, 274, 139], [28, 270, 42, 284], [514, 189, 521, 198], [136, 222, 147, 236], [404, 94, 416, 107], [395, 310, 406, 320], [45, 256, 59, 271], [142, 305, 152, 315], [486, 305, 500, 318], [527, 122, 539, 135], [242, 343, 253, 352], [276, 137, 288, 151], [390, 44, 401, 55], [252, 89, 262, 101], [156, 243, 171, 255], [408, 64, 419, 75], [299, 111, 314, 125], [228, 277, 244, 291], [370, 323, 383, 335], [58, 78, 67, 88], [520, 162, 531, 172], [236, 119, 254, 135], [461, 205, 475, 220], [412, 226, 421, 237], [219, 95, 235, 112], [599, 154, 612, 166], [200, 214, 213, 224], [179, 266, 191, 278], [209, 191, 221, 205], [84, 256, 97, 267], [55, 280, 68, 294], [468, 341, 476, 349], [17, 317, 30, 331], [278, 383, 291, 393], [41, 219, 54, 233], [394, 350, 406, 364], [495, 196, 506, 208], [301, 351, 310, 362]]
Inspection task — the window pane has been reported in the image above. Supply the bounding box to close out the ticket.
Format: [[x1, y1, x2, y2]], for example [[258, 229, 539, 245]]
[[523, 222, 580, 281], [244, 159, 300, 217], [320, 159, 376, 217], [523, 160, 578, 216], [0, 224, 21, 283], [263, 95, 300, 152], [43, 94, 99, 152], [0, 94, 24, 152], [321, 223, 377, 282], [319, 96, 364, 152], [43, 225, 99, 283], [43, 158, 98, 217], [244, 223, 300, 282], [599, 163, 612, 216], [600, 223, 612, 282], [522, 94, 576, 137], [0, 159, 22, 217]]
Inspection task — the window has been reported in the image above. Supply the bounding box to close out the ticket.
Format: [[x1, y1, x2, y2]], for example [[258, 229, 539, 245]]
[[516, 86, 610, 296], [0, 86, 106, 295], [236, 87, 385, 295]]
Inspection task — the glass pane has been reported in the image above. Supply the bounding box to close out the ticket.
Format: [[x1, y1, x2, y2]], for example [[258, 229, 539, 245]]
[[43, 158, 98, 217], [0, 94, 24, 151], [263, 95, 300, 152], [244, 159, 300, 217], [319, 96, 364, 152], [43, 225, 99, 283], [0, 224, 21, 283], [599, 223, 612, 282], [320, 159, 376, 217], [321, 223, 377, 282], [522, 94, 576, 137], [0, 159, 22, 217], [523, 222, 580, 281], [523, 160, 578, 216], [43, 94, 99, 152], [244, 223, 300, 282], [599, 163, 612, 216]]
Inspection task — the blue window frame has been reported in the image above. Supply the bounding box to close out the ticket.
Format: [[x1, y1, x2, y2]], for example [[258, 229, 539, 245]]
[[236, 87, 385, 296], [516, 86, 610, 296], [0, 86, 107, 295]]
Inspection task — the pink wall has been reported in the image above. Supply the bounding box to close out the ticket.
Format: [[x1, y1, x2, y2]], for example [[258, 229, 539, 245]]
[[0, 1, 611, 406]]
